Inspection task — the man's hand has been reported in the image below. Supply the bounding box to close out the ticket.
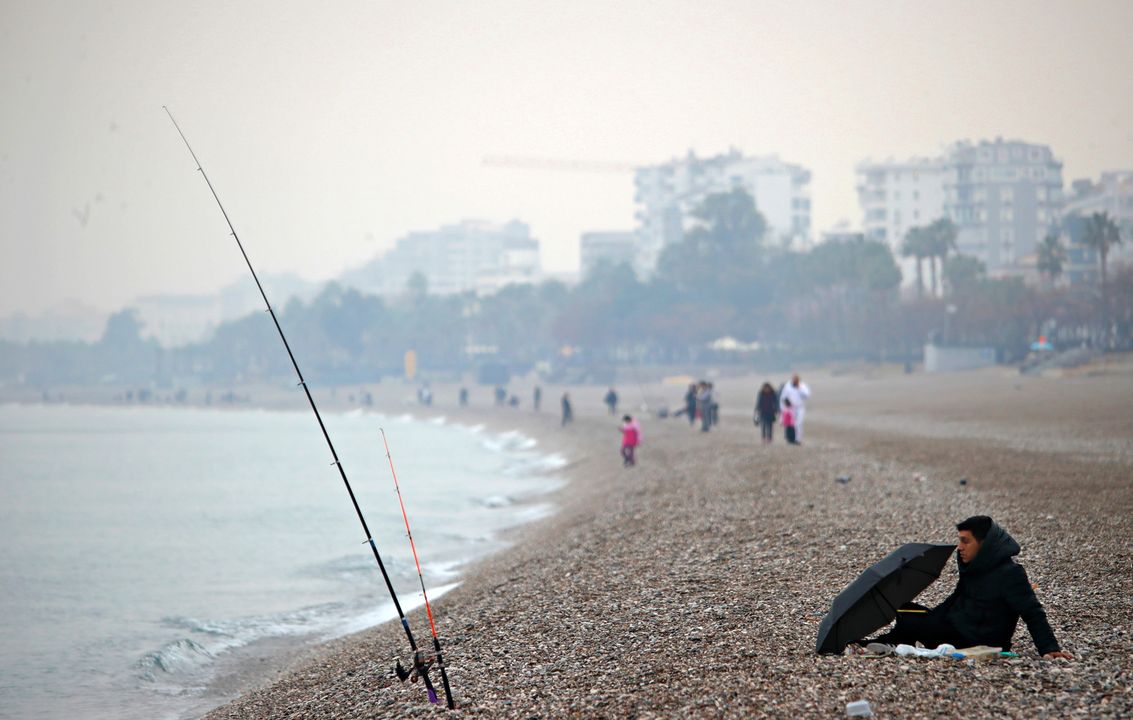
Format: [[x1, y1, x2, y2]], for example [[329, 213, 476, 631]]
[[1043, 651, 1073, 660]]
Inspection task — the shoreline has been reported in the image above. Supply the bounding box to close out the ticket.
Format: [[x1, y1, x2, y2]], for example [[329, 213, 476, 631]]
[[185, 401, 590, 718], [0, 398, 579, 720], [188, 391, 625, 717], [201, 368, 1132, 718], [6, 364, 1133, 717]]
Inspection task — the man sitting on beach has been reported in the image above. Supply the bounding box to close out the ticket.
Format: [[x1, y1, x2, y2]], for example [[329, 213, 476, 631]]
[[867, 516, 1072, 659]]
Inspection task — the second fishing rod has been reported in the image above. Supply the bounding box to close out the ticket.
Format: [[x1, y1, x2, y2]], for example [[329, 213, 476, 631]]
[[164, 106, 454, 709]]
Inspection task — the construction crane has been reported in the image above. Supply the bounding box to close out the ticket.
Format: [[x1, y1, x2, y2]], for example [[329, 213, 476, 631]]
[[482, 154, 640, 174]]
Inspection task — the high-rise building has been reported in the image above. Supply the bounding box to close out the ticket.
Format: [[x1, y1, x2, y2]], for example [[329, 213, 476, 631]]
[[633, 149, 811, 275], [579, 231, 637, 277], [856, 139, 1065, 284], [944, 139, 1064, 275], [855, 157, 948, 282], [346, 220, 540, 297]]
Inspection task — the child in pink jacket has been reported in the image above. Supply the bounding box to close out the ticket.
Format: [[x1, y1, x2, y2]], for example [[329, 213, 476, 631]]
[[782, 399, 798, 445], [620, 415, 640, 467]]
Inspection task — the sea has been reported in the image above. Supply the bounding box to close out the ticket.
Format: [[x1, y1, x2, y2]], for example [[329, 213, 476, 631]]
[[0, 403, 565, 720]]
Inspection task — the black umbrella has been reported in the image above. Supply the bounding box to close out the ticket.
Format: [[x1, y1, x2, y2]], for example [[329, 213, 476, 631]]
[[815, 543, 955, 654]]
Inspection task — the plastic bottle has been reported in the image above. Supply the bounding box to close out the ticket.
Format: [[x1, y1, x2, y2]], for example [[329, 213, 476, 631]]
[[846, 699, 874, 717]]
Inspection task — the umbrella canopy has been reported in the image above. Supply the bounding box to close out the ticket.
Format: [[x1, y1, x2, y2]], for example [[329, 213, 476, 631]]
[[815, 543, 955, 654]]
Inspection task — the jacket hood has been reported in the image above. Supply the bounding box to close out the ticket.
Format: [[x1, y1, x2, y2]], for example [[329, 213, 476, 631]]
[[958, 520, 1020, 575]]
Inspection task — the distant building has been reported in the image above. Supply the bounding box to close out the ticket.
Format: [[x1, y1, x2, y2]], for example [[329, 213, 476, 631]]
[[855, 157, 948, 283], [944, 139, 1064, 276], [633, 149, 812, 275], [1059, 214, 1099, 286], [579, 231, 637, 276], [856, 139, 1065, 284], [132, 294, 223, 348], [1060, 171, 1133, 282], [353, 220, 541, 297], [216, 273, 322, 322], [539, 270, 580, 288], [127, 274, 324, 348], [0, 299, 106, 344], [819, 226, 866, 245]]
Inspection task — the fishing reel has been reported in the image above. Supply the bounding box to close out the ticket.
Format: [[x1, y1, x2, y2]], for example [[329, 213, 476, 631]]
[[392, 649, 441, 704], [392, 648, 436, 684]]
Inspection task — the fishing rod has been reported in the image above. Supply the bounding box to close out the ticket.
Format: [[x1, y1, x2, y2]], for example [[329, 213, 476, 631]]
[[163, 107, 450, 708], [380, 428, 454, 709]]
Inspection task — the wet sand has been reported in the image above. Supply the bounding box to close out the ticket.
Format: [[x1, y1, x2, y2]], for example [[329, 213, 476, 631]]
[[203, 365, 1133, 718]]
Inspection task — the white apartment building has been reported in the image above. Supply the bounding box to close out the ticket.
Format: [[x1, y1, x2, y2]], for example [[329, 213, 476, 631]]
[[856, 139, 1064, 284], [856, 159, 947, 244], [363, 220, 541, 297], [856, 157, 948, 285], [633, 149, 812, 275]]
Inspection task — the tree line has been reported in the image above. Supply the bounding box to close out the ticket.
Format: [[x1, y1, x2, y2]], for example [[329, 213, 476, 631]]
[[2, 190, 1128, 390]]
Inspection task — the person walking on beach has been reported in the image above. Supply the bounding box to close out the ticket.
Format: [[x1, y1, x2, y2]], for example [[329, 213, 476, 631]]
[[561, 392, 573, 426], [533, 385, 542, 412], [754, 382, 778, 444], [682, 383, 697, 426], [620, 414, 640, 467], [780, 374, 811, 443], [708, 382, 720, 427], [697, 382, 714, 432], [862, 516, 1071, 659], [604, 387, 619, 415]]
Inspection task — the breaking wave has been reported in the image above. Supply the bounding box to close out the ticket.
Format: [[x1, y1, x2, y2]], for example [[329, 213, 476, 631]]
[[125, 410, 568, 711], [136, 638, 214, 680], [480, 429, 538, 453]]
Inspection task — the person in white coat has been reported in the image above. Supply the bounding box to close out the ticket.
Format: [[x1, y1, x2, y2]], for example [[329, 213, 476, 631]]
[[780, 374, 811, 442]]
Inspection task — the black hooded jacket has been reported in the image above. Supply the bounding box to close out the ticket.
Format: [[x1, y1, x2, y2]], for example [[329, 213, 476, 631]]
[[939, 522, 1061, 655]]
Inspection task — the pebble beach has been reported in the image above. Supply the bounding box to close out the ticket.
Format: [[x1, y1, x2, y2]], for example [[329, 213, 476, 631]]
[[204, 364, 1133, 718]]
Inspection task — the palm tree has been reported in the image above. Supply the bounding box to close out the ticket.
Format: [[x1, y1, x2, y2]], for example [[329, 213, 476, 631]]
[[901, 227, 928, 298], [925, 218, 958, 297], [1081, 211, 1125, 348], [1035, 232, 1066, 287]]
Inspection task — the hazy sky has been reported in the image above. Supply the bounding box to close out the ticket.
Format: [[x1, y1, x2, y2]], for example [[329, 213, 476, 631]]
[[2, 0, 1131, 315]]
